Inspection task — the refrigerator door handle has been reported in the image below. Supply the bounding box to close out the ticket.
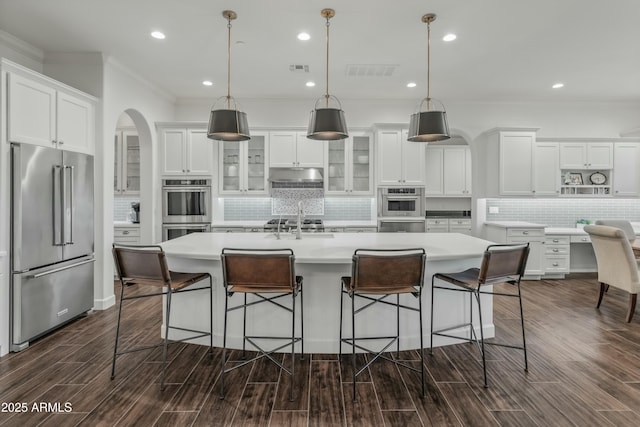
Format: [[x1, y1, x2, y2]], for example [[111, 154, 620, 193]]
[[53, 165, 64, 246], [31, 258, 95, 279], [65, 165, 75, 245]]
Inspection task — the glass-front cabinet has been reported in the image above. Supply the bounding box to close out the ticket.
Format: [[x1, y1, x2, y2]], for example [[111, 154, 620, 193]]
[[114, 128, 140, 194], [219, 132, 268, 195], [325, 132, 373, 195]]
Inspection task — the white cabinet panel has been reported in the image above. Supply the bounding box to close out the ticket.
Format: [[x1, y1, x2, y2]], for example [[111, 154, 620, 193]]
[[500, 133, 535, 196], [7, 72, 94, 154], [376, 128, 425, 186], [613, 143, 640, 197], [533, 142, 559, 196], [159, 126, 214, 176], [424, 148, 443, 195], [560, 142, 613, 169], [269, 131, 324, 167]]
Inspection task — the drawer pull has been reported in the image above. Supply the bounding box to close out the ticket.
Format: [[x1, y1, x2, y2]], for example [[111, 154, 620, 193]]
[[553, 239, 559, 243], [523, 231, 529, 235], [552, 262, 559, 267], [122, 231, 129, 235], [552, 248, 559, 252]]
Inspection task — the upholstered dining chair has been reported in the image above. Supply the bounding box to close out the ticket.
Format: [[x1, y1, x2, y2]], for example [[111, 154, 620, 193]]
[[584, 225, 640, 322], [594, 220, 636, 241]]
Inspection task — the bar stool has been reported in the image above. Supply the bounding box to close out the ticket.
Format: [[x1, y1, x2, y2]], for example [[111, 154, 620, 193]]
[[220, 248, 303, 401], [430, 243, 530, 388], [339, 248, 426, 401], [111, 244, 212, 390]]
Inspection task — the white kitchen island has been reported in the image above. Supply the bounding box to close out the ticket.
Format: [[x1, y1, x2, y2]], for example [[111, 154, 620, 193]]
[[160, 232, 495, 353]]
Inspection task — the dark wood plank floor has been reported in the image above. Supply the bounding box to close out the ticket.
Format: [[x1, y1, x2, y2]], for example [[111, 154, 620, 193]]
[[2, 274, 640, 426]]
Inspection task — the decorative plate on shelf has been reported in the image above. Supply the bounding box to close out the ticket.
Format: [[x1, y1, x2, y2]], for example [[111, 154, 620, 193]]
[[589, 172, 607, 185]]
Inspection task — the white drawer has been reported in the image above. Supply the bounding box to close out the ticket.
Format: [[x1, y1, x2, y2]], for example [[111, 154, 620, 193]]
[[114, 227, 140, 237], [544, 256, 570, 272], [114, 236, 140, 244], [426, 226, 448, 233], [545, 246, 569, 255], [545, 236, 570, 245], [245, 227, 264, 233], [327, 227, 345, 233], [427, 219, 449, 226], [212, 227, 245, 233], [507, 228, 545, 238], [570, 235, 591, 243], [449, 219, 471, 226]]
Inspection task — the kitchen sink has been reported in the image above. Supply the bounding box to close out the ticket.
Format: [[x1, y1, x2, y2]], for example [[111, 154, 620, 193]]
[[263, 233, 335, 240]]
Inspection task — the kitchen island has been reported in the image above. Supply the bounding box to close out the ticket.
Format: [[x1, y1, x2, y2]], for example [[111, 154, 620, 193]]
[[160, 232, 495, 353]]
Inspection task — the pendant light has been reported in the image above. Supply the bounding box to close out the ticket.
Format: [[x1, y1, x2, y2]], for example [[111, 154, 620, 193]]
[[207, 10, 250, 141], [307, 8, 348, 141], [407, 13, 450, 142]]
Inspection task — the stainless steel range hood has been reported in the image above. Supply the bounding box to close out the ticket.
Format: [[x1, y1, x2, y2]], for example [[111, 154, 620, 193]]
[[268, 167, 323, 183]]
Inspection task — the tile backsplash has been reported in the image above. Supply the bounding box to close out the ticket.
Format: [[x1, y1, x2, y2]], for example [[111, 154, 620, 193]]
[[113, 196, 139, 221], [223, 197, 372, 221], [486, 198, 640, 227]]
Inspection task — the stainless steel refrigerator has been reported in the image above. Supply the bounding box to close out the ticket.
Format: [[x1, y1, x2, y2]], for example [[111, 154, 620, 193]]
[[11, 143, 95, 351]]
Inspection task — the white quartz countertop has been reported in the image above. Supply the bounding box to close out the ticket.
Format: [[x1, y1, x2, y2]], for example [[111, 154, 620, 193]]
[[484, 221, 547, 228], [546, 224, 640, 235], [161, 232, 494, 264]]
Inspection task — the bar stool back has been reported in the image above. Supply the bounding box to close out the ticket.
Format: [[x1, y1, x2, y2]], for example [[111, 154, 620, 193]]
[[339, 248, 426, 401], [220, 248, 303, 401], [111, 244, 212, 390], [430, 243, 529, 388]]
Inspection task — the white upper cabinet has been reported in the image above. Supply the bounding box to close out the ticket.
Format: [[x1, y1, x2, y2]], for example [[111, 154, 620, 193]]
[[500, 131, 536, 196], [219, 132, 269, 195], [114, 128, 140, 195], [325, 132, 373, 195], [613, 143, 640, 197], [559, 142, 613, 169], [425, 146, 472, 196], [533, 142, 559, 196], [376, 128, 425, 186], [269, 131, 324, 168], [7, 71, 95, 154], [159, 126, 214, 176]]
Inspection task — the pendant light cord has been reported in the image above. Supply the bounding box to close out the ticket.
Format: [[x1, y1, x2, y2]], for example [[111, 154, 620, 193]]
[[226, 16, 232, 109], [426, 18, 431, 108], [325, 16, 330, 108]]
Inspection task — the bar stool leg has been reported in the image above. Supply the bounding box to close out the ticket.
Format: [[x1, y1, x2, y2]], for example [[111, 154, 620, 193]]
[[339, 286, 344, 357], [517, 283, 529, 371], [469, 292, 474, 343], [300, 282, 305, 360], [290, 292, 296, 401], [242, 293, 247, 359], [418, 290, 425, 398], [352, 293, 357, 402], [396, 293, 400, 357], [220, 292, 230, 400], [475, 290, 488, 388], [209, 277, 213, 356], [429, 276, 436, 355], [161, 290, 172, 391], [111, 282, 126, 380]]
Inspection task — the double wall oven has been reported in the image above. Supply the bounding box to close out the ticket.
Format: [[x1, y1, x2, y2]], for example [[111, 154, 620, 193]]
[[162, 179, 211, 240], [377, 187, 426, 232]]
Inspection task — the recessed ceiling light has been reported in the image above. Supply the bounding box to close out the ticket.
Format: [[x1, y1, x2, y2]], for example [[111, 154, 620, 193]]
[[202, 80, 213, 86], [443, 33, 457, 42], [306, 81, 316, 87], [297, 32, 311, 41], [552, 83, 564, 89], [407, 82, 417, 88], [150, 31, 165, 40]]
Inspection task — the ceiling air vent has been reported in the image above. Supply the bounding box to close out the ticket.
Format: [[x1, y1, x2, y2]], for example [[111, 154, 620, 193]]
[[289, 64, 310, 73], [346, 64, 398, 77]]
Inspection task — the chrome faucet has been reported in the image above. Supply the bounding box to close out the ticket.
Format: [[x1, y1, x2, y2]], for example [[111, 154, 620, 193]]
[[296, 201, 304, 240]]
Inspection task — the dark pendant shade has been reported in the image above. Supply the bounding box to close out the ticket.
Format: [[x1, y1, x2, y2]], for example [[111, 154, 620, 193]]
[[207, 109, 250, 141], [407, 110, 451, 142], [307, 108, 348, 140]]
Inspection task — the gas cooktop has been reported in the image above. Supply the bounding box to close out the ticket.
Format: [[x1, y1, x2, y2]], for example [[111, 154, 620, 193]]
[[264, 218, 324, 232]]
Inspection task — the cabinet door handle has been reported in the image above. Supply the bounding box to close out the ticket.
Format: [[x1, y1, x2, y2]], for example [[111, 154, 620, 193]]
[[122, 230, 130, 235], [553, 248, 559, 252], [52, 140, 57, 145], [58, 140, 64, 145], [552, 262, 559, 267], [523, 231, 529, 235]]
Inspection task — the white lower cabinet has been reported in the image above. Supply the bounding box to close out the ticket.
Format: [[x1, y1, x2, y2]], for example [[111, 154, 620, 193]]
[[426, 218, 472, 234], [485, 225, 545, 277], [114, 226, 140, 244], [544, 235, 570, 276]]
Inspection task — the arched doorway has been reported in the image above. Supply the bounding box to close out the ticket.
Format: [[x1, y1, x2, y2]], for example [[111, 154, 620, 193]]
[[111, 109, 154, 244]]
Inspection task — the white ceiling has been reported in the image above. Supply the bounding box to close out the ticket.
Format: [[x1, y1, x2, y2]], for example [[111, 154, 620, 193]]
[[1, 0, 639, 103]]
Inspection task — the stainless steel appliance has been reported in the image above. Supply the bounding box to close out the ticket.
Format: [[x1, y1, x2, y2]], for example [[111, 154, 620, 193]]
[[378, 187, 425, 217], [162, 223, 211, 241], [11, 143, 95, 351], [377, 218, 426, 233], [263, 219, 325, 233], [162, 179, 211, 224]]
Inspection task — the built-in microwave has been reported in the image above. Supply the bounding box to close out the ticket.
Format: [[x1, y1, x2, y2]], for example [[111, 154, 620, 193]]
[[378, 187, 425, 217], [162, 179, 212, 224]]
